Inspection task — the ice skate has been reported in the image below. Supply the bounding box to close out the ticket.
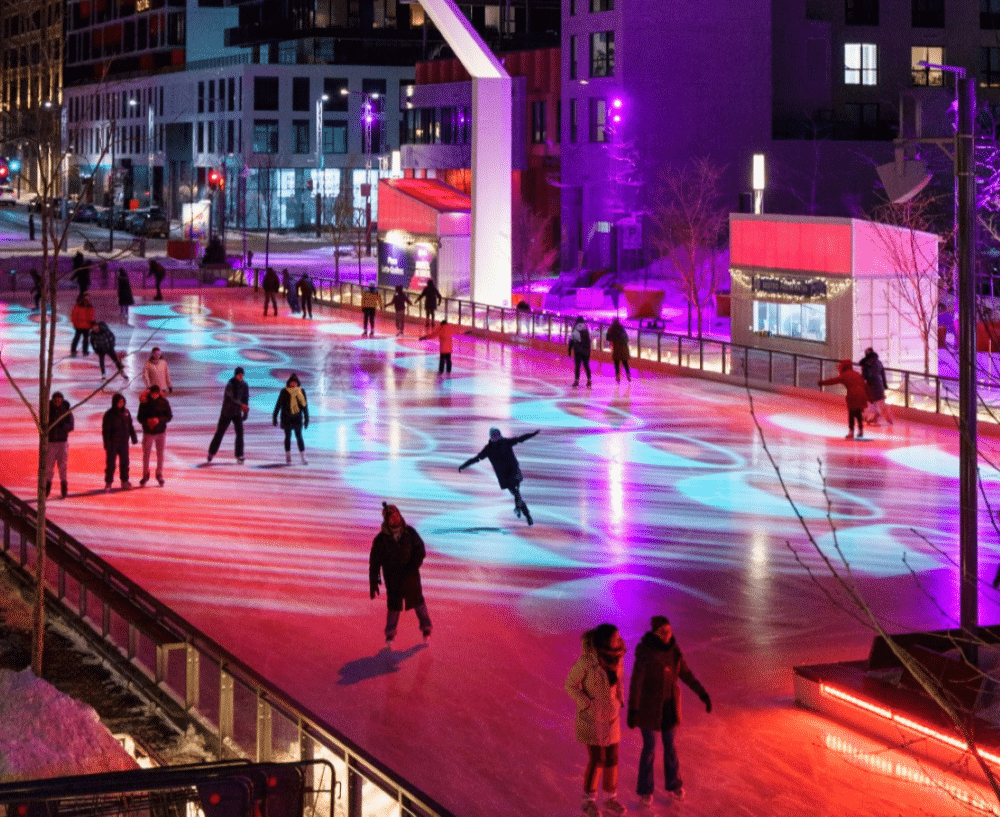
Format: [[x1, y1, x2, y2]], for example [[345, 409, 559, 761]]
[[286, 451, 292, 464], [582, 799, 600, 817], [667, 787, 685, 802], [603, 797, 626, 815], [300, 452, 308, 465], [156, 473, 164, 486], [139, 473, 150, 487]]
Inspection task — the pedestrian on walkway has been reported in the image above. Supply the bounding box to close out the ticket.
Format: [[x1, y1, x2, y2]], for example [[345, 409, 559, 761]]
[[142, 347, 172, 393], [419, 319, 457, 375], [606, 318, 631, 384], [458, 427, 540, 525], [369, 502, 433, 648], [29, 269, 41, 311], [297, 273, 315, 319], [272, 373, 309, 464], [361, 285, 383, 336], [569, 316, 592, 388], [45, 391, 74, 499], [117, 268, 134, 319], [101, 392, 138, 491], [70, 295, 95, 356], [627, 615, 712, 806], [282, 269, 300, 314], [137, 384, 172, 486], [149, 259, 166, 301], [390, 285, 411, 336], [262, 267, 280, 316], [207, 366, 249, 463], [70, 252, 90, 297], [414, 278, 440, 328], [859, 347, 894, 427], [565, 623, 627, 817], [28, 212, 35, 241], [819, 360, 869, 439], [89, 320, 124, 378]]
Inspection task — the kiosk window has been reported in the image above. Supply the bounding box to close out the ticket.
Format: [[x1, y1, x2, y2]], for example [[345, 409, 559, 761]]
[[754, 301, 826, 342]]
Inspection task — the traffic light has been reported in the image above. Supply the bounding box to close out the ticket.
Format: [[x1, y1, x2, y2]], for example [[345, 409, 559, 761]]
[[0, 161, 9, 181], [207, 168, 223, 192], [8, 157, 21, 174]]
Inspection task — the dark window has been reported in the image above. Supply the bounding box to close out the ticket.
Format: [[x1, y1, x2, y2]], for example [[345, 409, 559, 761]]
[[532, 100, 546, 143], [555, 100, 561, 144], [569, 35, 577, 80], [253, 119, 279, 153], [198, 81, 204, 114], [590, 0, 613, 11], [590, 31, 614, 77], [570, 98, 578, 143], [228, 78, 236, 111], [208, 80, 215, 113], [197, 121, 204, 153], [844, 102, 879, 136], [913, 0, 944, 26], [292, 77, 310, 111], [292, 119, 310, 153], [254, 77, 279, 111], [323, 121, 347, 153], [324, 78, 349, 111], [846, 0, 878, 24], [984, 0, 1000, 28], [982, 47, 1000, 86], [227, 120, 235, 153]]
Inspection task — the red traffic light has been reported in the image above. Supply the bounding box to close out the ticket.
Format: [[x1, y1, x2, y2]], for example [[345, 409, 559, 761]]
[[207, 169, 223, 191], [0, 163, 9, 180]]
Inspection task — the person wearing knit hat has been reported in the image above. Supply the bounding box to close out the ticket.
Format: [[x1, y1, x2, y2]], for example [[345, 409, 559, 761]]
[[627, 616, 712, 806], [458, 427, 540, 525], [272, 373, 309, 464], [369, 502, 433, 647]]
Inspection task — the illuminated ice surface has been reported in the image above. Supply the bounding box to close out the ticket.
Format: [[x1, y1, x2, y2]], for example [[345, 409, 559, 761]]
[[3, 287, 1000, 817]]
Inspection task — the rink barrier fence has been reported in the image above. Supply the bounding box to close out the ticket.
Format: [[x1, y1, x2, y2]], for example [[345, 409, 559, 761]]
[[0, 484, 455, 817]]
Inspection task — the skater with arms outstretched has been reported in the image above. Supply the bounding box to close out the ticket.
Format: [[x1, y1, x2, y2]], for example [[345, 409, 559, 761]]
[[458, 427, 539, 525]]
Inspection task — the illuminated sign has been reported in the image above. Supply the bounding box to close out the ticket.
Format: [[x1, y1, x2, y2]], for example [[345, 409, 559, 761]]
[[752, 276, 827, 299]]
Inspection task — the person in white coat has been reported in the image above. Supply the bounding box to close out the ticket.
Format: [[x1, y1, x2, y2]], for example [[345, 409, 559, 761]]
[[142, 347, 172, 393]]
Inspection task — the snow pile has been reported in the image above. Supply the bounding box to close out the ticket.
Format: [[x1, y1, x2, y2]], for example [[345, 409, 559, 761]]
[[0, 668, 138, 781]]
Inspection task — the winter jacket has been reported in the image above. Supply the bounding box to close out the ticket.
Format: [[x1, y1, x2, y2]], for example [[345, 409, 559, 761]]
[[47, 400, 74, 443], [415, 281, 440, 311], [101, 395, 138, 451], [297, 277, 315, 299], [606, 322, 630, 360], [390, 290, 411, 311], [459, 430, 539, 490], [859, 351, 888, 402], [627, 631, 709, 732], [424, 322, 457, 354], [565, 631, 624, 747], [272, 386, 309, 430], [819, 360, 869, 411], [219, 376, 250, 420], [361, 289, 383, 310], [89, 322, 116, 354], [71, 302, 95, 330], [262, 268, 280, 293], [137, 391, 173, 436], [142, 358, 172, 392], [117, 272, 134, 307], [369, 524, 426, 612], [569, 322, 591, 358]]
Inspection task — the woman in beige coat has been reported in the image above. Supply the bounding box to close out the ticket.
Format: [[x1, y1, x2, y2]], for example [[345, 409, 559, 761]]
[[565, 623, 627, 817]]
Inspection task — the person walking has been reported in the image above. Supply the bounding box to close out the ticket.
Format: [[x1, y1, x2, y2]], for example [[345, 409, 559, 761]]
[[45, 391, 74, 499], [859, 347, 894, 427], [297, 273, 315, 319], [419, 318, 457, 375], [458, 427, 540, 525], [606, 318, 632, 384], [414, 278, 441, 328], [29, 269, 42, 311], [819, 360, 869, 439], [89, 319, 124, 378], [207, 366, 250, 463], [369, 502, 433, 647], [101, 392, 138, 491], [390, 285, 411, 336], [149, 259, 166, 301], [70, 294, 95, 356], [117, 268, 134, 319], [142, 347, 172, 393], [282, 269, 300, 314], [569, 316, 593, 388], [70, 252, 90, 297], [565, 623, 628, 817], [262, 267, 280, 317], [28, 212, 35, 242], [627, 615, 712, 806], [272, 373, 309, 464], [361, 284, 383, 336], [136, 384, 172, 487]]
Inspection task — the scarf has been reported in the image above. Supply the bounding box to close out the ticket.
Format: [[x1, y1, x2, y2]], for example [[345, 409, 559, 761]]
[[596, 640, 626, 686], [286, 386, 305, 415]]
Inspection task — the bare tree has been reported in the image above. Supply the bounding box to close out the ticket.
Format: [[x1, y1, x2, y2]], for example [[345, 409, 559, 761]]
[[327, 188, 355, 284], [512, 196, 557, 291]]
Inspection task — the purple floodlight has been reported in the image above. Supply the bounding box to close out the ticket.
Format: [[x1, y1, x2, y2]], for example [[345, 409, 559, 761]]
[[612, 97, 623, 109]]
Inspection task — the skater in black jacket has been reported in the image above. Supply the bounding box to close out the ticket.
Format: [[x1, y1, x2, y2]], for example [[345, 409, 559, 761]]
[[458, 427, 540, 525]]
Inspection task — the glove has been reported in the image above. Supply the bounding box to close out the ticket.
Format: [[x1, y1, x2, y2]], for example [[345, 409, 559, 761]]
[[703, 695, 712, 714], [626, 711, 637, 729], [458, 465, 465, 472], [370, 586, 379, 599]]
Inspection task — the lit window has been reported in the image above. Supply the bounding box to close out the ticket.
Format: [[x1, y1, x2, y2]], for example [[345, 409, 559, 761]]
[[844, 43, 878, 85], [753, 301, 827, 342], [590, 31, 614, 78], [911, 46, 943, 86]]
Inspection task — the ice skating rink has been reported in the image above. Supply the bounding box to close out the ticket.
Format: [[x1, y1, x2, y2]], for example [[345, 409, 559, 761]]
[[3, 286, 1000, 817]]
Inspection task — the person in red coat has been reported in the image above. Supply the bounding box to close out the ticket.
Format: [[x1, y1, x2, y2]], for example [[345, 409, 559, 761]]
[[819, 359, 869, 439], [419, 319, 457, 375]]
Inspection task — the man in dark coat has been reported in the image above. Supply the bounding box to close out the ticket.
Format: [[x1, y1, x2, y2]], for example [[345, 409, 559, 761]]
[[458, 427, 540, 525], [297, 273, 315, 319], [414, 278, 441, 328], [137, 384, 173, 486], [208, 366, 250, 463], [70, 252, 90, 297], [101, 392, 138, 491], [369, 503, 432, 647], [262, 267, 280, 316], [568, 316, 592, 387], [627, 616, 711, 805], [149, 259, 166, 301], [858, 347, 894, 426], [45, 391, 74, 498], [89, 320, 124, 378]]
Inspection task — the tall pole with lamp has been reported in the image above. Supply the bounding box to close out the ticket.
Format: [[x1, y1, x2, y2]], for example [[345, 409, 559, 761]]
[[340, 88, 380, 256], [315, 93, 328, 238]]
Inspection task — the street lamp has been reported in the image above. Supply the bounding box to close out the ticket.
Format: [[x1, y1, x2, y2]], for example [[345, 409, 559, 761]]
[[752, 153, 765, 214], [341, 88, 380, 255], [315, 93, 329, 238]]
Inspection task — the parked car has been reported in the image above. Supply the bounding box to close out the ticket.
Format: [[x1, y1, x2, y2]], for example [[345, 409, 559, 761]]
[[126, 208, 170, 239], [70, 203, 100, 223], [0, 186, 16, 207], [96, 206, 129, 230]]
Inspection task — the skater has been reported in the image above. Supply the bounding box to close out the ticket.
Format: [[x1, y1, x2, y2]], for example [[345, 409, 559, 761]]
[[45, 391, 74, 499], [419, 318, 457, 375], [361, 284, 383, 336], [390, 284, 411, 336], [149, 258, 166, 301], [369, 502, 433, 647], [262, 267, 280, 316], [207, 366, 249, 463], [297, 273, 315, 319], [414, 278, 441, 328], [606, 318, 631, 384], [859, 347, 894, 427], [28, 212, 35, 242], [819, 360, 869, 439], [141, 347, 173, 393], [29, 268, 41, 311], [101, 392, 138, 491], [569, 315, 592, 388], [458, 427, 540, 525], [282, 269, 300, 314], [70, 294, 94, 356], [89, 319, 124, 378], [137, 384, 172, 486], [272, 373, 309, 464], [117, 267, 134, 319], [565, 623, 627, 817], [627, 615, 712, 806], [70, 252, 90, 297]]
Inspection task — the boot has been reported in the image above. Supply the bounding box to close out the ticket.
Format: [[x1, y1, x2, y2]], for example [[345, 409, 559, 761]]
[[60, 481, 67, 499], [45, 481, 51, 497], [300, 451, 308, 465], [286, 451, 292, 464]]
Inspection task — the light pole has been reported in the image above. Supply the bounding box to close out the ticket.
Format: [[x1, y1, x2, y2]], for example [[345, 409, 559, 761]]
[[341, 88, 380, 256], [315, 93, 328, 238]]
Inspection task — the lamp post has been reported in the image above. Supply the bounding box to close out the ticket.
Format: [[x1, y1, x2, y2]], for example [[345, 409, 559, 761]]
[[315, 93, 328, 238], [341, 88, 380, 256], [752, 153, 765, 214]]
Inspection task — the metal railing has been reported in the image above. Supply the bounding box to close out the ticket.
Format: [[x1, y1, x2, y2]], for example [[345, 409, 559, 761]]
[[0, 485, 454, 817]]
